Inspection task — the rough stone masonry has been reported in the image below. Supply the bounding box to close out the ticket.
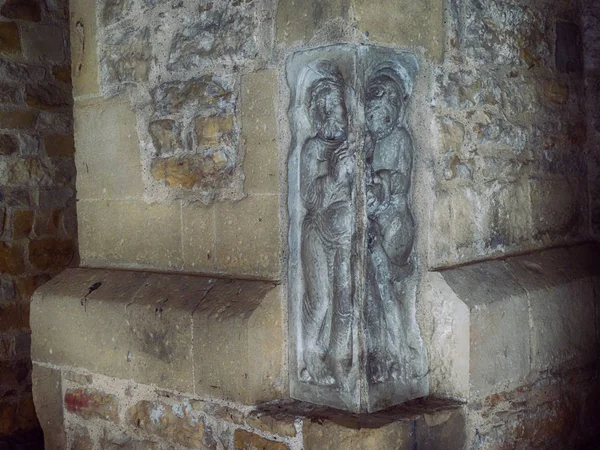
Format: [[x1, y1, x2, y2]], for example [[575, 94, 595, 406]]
[[0, 0, 76, 441]]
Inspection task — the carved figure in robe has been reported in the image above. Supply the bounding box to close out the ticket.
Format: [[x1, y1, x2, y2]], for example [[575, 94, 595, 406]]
[[299, 60, 354, 386], [363, 62, 415, 384]]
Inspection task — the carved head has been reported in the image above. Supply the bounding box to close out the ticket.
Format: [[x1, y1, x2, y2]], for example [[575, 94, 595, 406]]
[[308, 61, 347, 142], [365, 71, 405, 140]]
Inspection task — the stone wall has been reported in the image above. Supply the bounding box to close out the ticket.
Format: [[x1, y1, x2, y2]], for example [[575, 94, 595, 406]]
[[0, 0, 75, 439]]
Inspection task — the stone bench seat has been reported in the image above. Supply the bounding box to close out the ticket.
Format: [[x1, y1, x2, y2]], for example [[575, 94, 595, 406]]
[[31, 268, 286, 405]]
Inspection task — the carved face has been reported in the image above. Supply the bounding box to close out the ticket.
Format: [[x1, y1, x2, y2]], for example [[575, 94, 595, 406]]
[[311, 81, 348, 142], [365, 75, 403, 140]]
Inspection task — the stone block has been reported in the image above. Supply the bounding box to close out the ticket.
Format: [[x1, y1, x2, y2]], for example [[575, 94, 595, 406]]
[[352, 0, 444, 60], [25, 83, 71, 110], [234, 429, 289, 450], [101, 0, 133, 26], [193, 281, 285, 404], [52, 65, 71, 84], [74, 98, 143, 200], [148, 119, 183, 155], [151, 152, 234, 190], [14, 274, 51, 301], [126, 273, 213, 392], [442, 260, 530, 397], [0, 110, 37, 129], [194, 115, 234, 147], [128, 400, 205, 449], [0, 242, 25, 275], [529, 280, 597, 371], [44, 134, 75, 157], [0, 22, 20, 55], [20, 24, 65, 63], [32, 364, 65, 450], [215, 195, 280, 278], [181, 205, 215, 273], [153, 76, 233, 117], [422, 272, 470, 399], [101, 24, 151, 85], [0, 303, 29, 331], [276, 0, 349, 43], [245, 411, 297, 437], [0, 134, 18, 155], [28, 238, 74, 271], [12, 210, 33, 239], [77, 200, 183, 270], [0, 0, 41, 22], [69, 424, 93, 450], [64, 388, 119, 423], [241, 70, 279, 194], [70, 0, 99, 96], [31, 268, 150, 378]]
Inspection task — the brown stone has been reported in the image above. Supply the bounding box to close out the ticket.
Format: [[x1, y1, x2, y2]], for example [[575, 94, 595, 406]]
[[0, 110, 37, 129], [14, 273, 51, 301], [44, 134, 75, 157], [53, 65, 71, 84], [0, 399, 17, 435], [246, 411, 297, 437], [543, 81, 569, 104], [0, 82, 23, 105], [28, 238, 74, 271], [153, 76, 233, 116], [1, 0, 41, 22], [0, 303, 29, 331], [151, 153, 231, 189], [234, 429, 290, 450], [0, 207, 4, 235], [194, 115, 234, 147], [0, 335, 15, 359], [0, 134, 18, 155], [26, 84, 71, 110], [33, 209, 61, 237], [16, 393, 39, 430], [0, 22, 20, 54], [65, 388, 120, 424], [148, 119, 183, 155], [0, 242, 25, 275], [128, 400, 204, 448], [12, 210, 33, 239]]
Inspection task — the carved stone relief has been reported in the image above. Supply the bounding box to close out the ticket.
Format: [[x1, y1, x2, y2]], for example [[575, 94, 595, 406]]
[[287, 45, 429, 413]]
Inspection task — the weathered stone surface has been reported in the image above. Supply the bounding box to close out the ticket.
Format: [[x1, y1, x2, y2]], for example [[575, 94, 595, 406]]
[[352, 0, 444, 60], [44, 134, 75, 157], [543, 80, 570, 104], [25, 83, 71, 110], [65, 388, 119, 423], [63, 370, 92, 386], [148, 119, 182, 155], [276, 0, 349, 44], [194, 115, 234, 147], [14, 274, 51, 301], [215, 194, 280, 278], [0, 134, 18, 155], [20, 24, 65, 63], [0, 277, 15, 301], [126, 273, 212, 392], [0, 22, 20, 54], [234, 429, 289, 450], [12, 210, 33, 239], [32, 209, 60, 237], [74, 98, 143, 200], [0, 242, 25, 275], [181, 204, 214, 272], [100, 432, 159, 450], [102, 0, 133, 26], [0, 82, 23, 104], [102, 24, 151, 84], [246, 411, 297, 437], [193, 281, 285, 403], [0, 0, 41, 22], [153, 76, 233, 117], [439, 117, 465, 153], [70, 0, 99, 96], [0, 110, 37, 129], [28, 238, 74, 271], [77, 200, 182, 269], [31, 268, 150, 377], [69, 424, 93, 450], [167, 0, 263, 71], [151, 152, 234, 189], [241, 70, 279, 194], [31, 364, 65, 450], [52, 65, 71, 84], [128, 400, 204, 448]]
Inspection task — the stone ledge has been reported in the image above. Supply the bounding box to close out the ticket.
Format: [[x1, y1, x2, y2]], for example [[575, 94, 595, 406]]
[[30, 268, 286, 404], [425, 242, 600, 400]]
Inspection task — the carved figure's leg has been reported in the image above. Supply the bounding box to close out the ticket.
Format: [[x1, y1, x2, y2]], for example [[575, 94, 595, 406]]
[[301, 226, 334, 385], [329, 243, 353, 384]]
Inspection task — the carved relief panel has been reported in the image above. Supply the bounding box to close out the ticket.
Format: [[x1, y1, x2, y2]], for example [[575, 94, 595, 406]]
[[287, 45, 429, 413]]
